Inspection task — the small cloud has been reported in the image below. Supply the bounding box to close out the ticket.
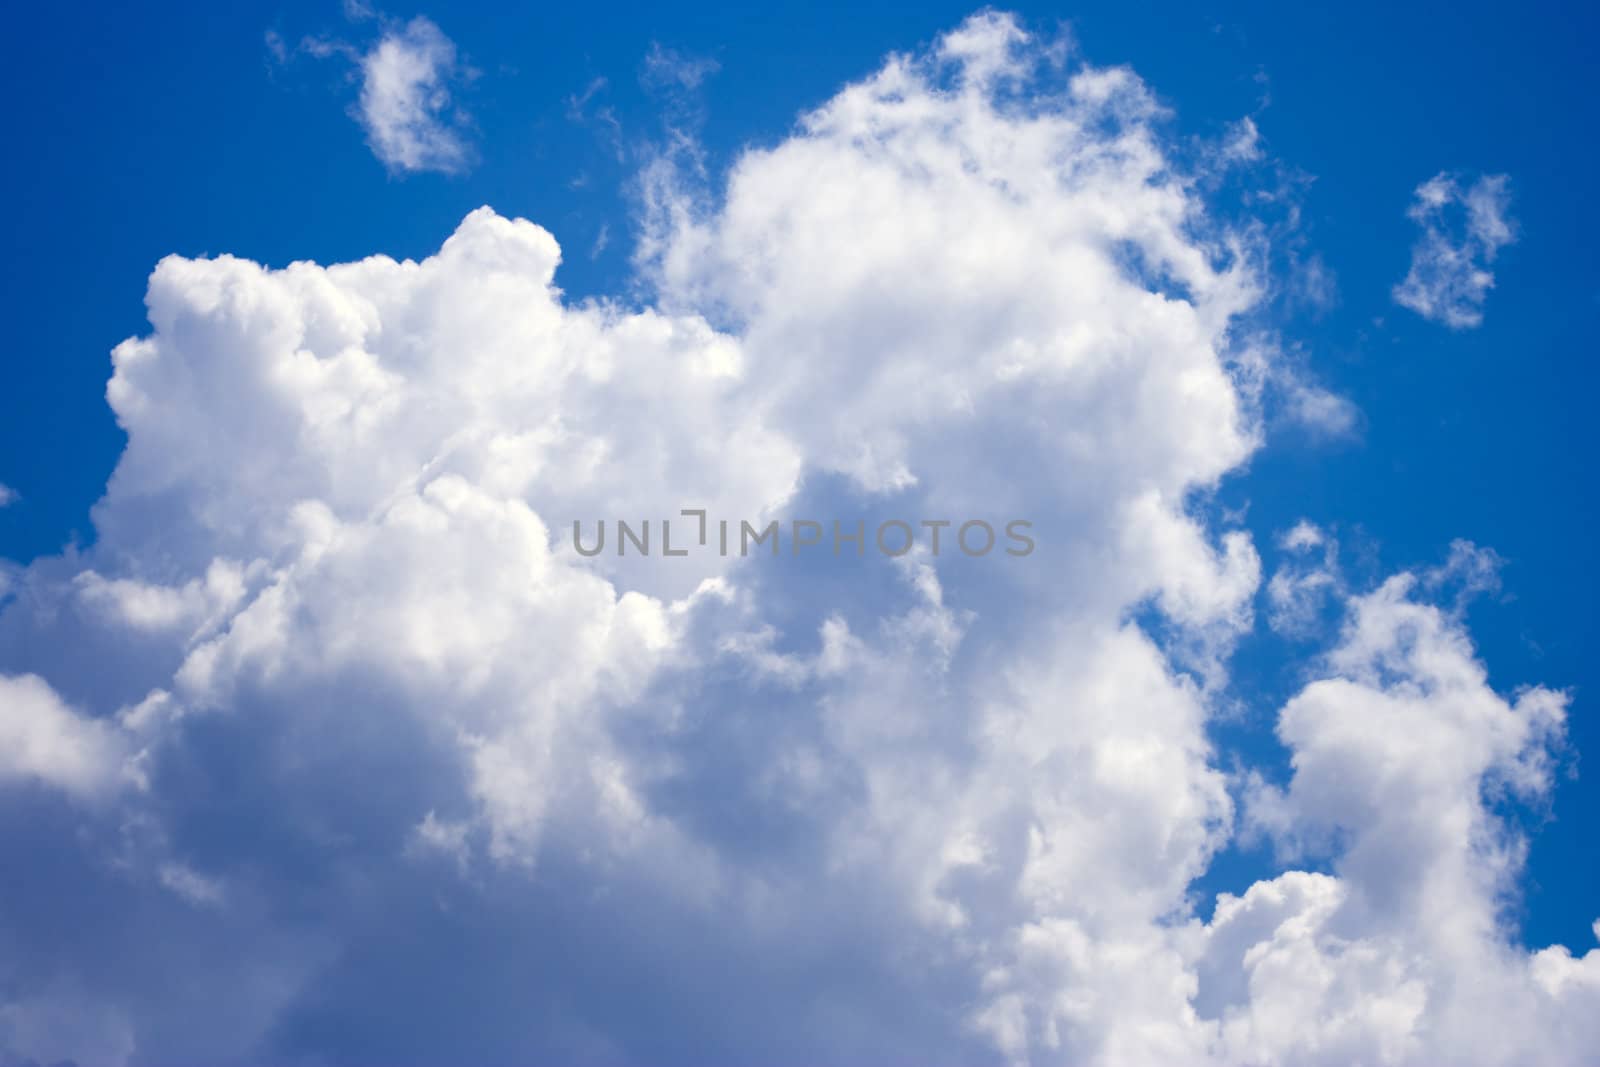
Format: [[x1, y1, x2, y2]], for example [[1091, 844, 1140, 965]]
[[1285, 379, 1359, 440], [1423, 538, 1505, 612], [409, 810, 472, 872], [1266, 521, 1342, 638], [1393, 171, 1517, 329], [1219, 115, 1263, 164], [275, 12, 475, 175], [296, 33, 358, 62], [639, 43, 719, 135], [639, 42, 719, 93], [1292, 252, 1338, 316], [566, 75, 609, 117], [264, 28, 290, 65], [0, 482, 16, 507], [357, 16, 475, 174], [158, 863, 225, 908], [566, 76, 624, 161], [1280, 520, 1325, 552]]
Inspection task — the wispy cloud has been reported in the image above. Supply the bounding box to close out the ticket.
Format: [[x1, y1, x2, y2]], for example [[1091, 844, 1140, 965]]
[[639, 42, 719, 93], [270, 12, 475, 175], [1393, 171, 1517, 328]]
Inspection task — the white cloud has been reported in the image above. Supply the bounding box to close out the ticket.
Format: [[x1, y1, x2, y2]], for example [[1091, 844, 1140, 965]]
[[0, 12, 1589, 1066], [0, 673, 129, 799], [270, 13, 475, 174], [1393, 171, 1517, 328], [74, 558, 254, 633], [1266, 520, 1341, 637], [356, 16, 473, 173], [1218, 573, 1583, 1066], [0, 482, 15, 507], [1284, 378, 1359, 438]]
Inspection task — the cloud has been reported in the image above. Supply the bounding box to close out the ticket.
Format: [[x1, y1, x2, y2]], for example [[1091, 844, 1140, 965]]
[[639, 42, 719, 92], [0, 12, 1591, 1066], [356, 16, 474, 173], [1265, 520, 1341, 637], [1393, 171, 1517, 328], [157, 862, 226, 908], [0, 673, 129, 799], [1223, 573, 1580, 1066], [0, 483, 15, 507], [276, 13, 476, 174], [1283, 376, 1359, 439]]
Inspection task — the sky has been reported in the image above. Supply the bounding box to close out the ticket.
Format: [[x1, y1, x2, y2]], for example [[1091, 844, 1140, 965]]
[[0, 2, 1597, 1064]]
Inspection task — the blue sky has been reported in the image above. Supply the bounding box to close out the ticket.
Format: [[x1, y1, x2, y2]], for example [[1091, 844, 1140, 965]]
[[1, 2, 1597, 1064]]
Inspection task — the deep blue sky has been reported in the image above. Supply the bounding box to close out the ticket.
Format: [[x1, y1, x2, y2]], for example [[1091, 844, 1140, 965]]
[[2, 0, 1595, 950]]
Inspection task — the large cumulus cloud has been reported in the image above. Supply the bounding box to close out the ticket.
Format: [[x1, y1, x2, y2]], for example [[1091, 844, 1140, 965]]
[[0, 12, 1592, 1066]]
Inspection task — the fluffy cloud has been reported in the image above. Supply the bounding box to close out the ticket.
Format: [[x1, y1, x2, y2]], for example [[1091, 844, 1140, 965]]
[[1393, 171, 1517, 328], [356, 16, 473, 173], [0, 12, 1590, 1066], [0, 673, 129, 799], [1216, 574, 1582, 1066], [0, 483, 15, 507], [280, 13, 476, 174]]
